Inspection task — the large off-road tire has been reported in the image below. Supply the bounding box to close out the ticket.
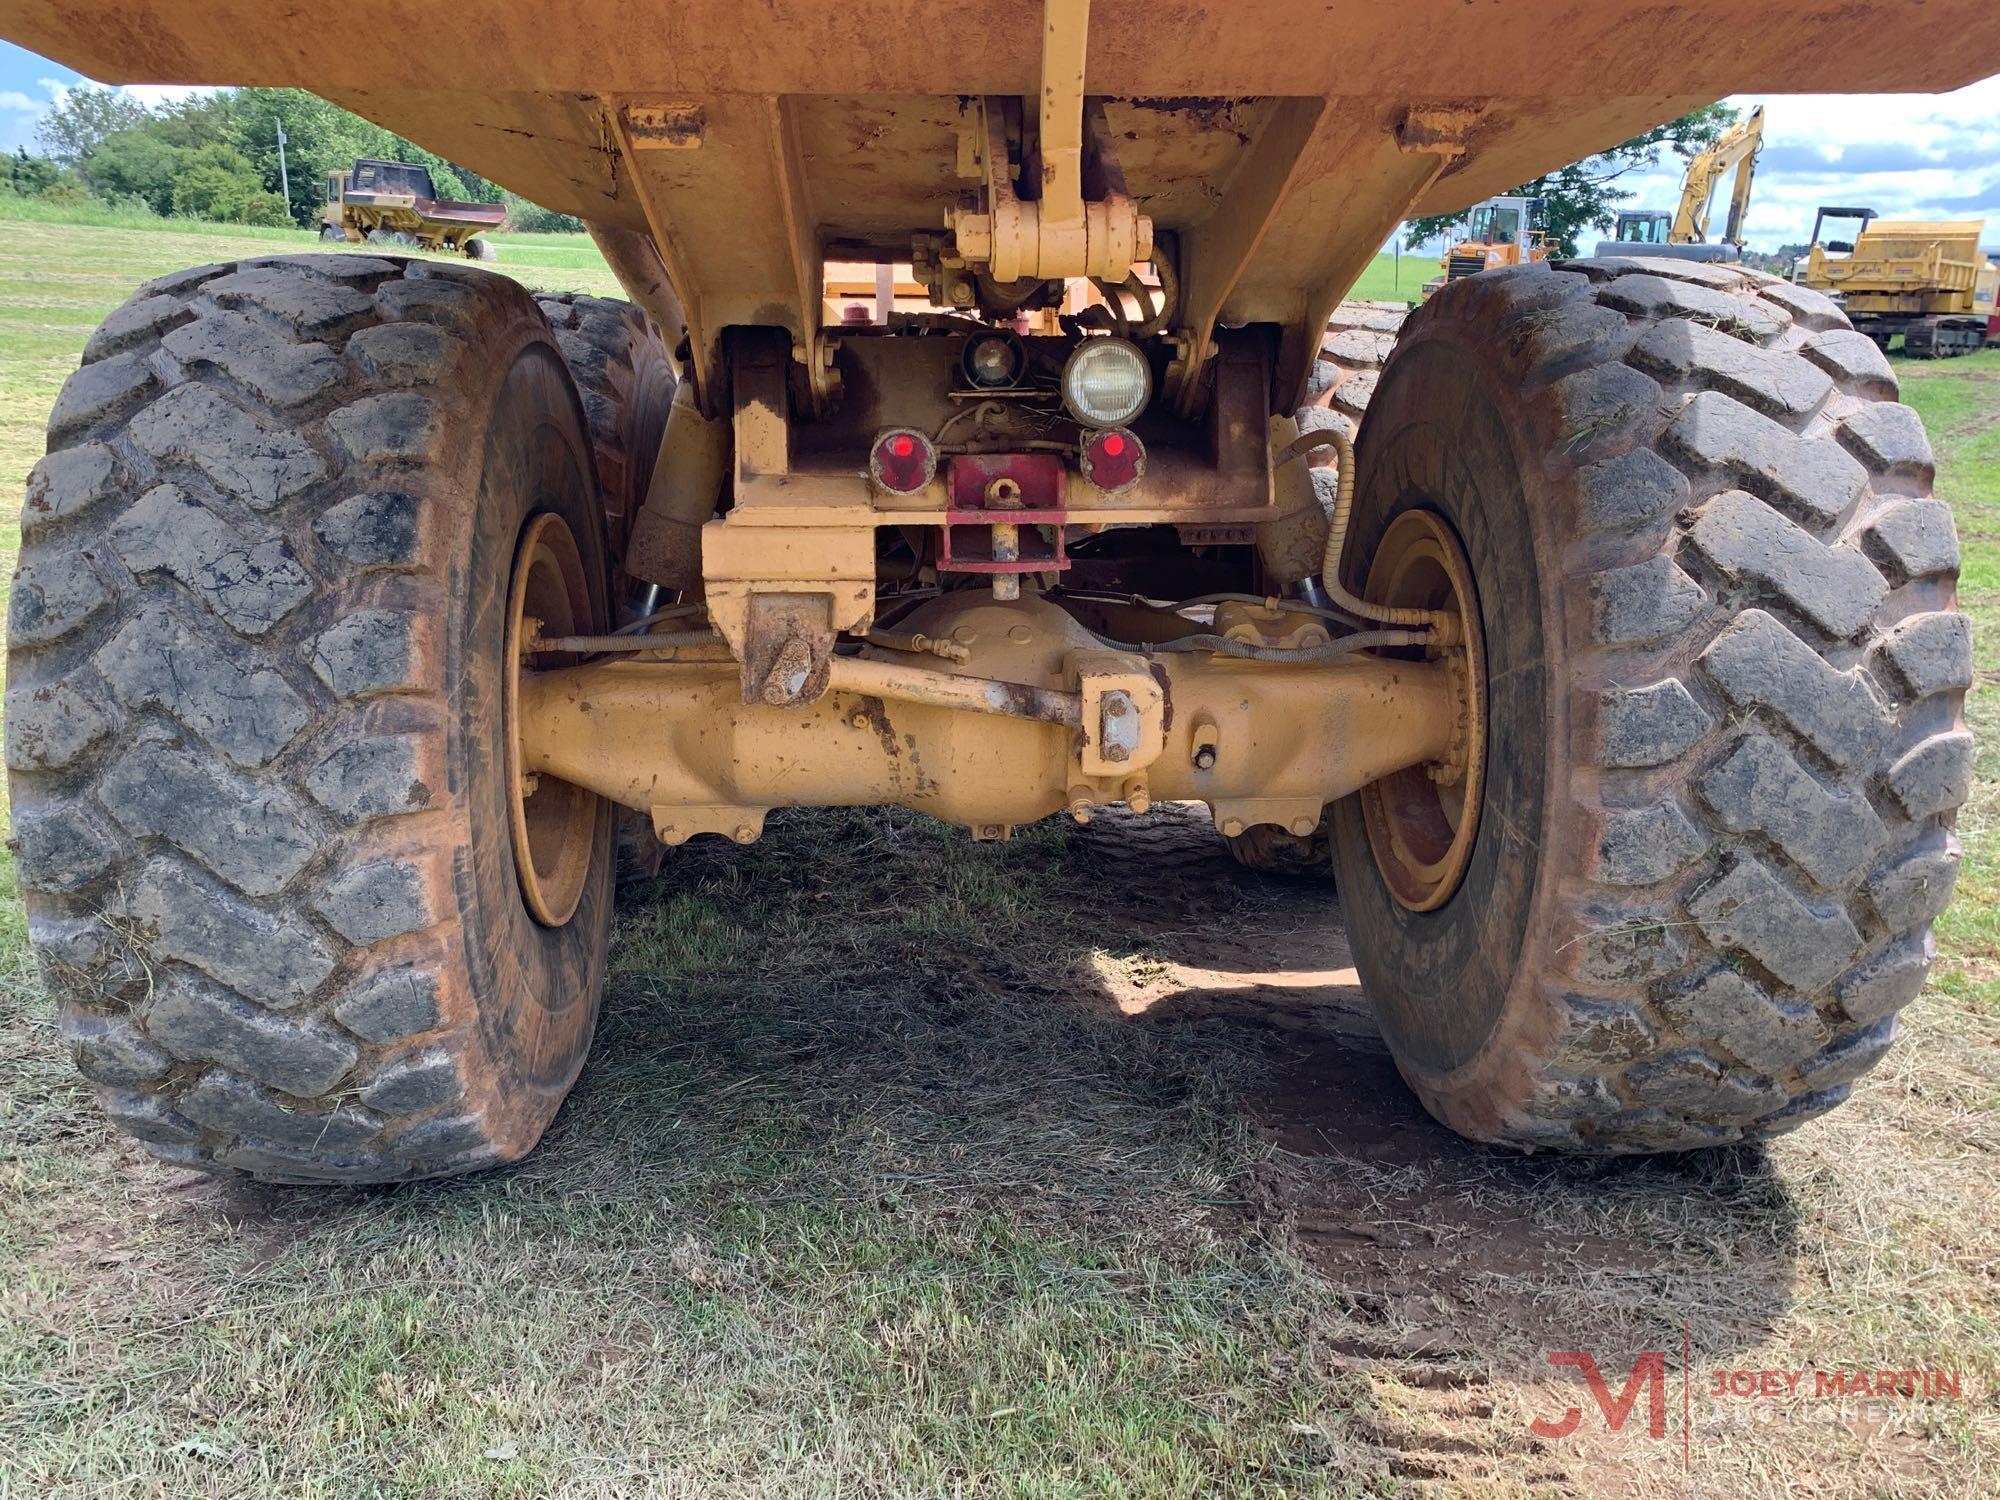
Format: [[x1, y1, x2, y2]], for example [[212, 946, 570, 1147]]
[[532, 291, 676, 882], [531, 292, 674, 570], [1332, 258, 1968, 1152], [8, 254, 618, 1181], [466, 238, 498, 264], [1226, 299, 1410, 877]]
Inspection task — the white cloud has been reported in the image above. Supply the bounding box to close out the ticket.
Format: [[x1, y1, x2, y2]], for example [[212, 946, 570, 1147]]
[[0, 75, 217, 157]]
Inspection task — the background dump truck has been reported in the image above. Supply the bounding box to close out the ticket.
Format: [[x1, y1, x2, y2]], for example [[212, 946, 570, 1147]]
[[1800, 210, 2000, 356], [3, 1, 1995, 1184], [320, 157, 506, 259]]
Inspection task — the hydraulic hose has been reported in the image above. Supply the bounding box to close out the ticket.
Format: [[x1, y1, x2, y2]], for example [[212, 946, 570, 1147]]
[[1287, 426, 1455, 636]]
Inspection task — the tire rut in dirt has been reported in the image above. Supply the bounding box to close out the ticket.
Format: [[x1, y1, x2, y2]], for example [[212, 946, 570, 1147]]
[[9, 253, 616, 1182], [1329, 257, 1967, 1152]]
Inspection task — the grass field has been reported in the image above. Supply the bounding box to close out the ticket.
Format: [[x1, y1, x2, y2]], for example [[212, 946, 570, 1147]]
[[0, 210, 1995, 1497]]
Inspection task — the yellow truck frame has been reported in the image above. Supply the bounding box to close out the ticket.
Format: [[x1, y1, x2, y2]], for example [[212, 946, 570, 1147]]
[[5, 0, 1996, 1182], [1802, 213, 2000, 356]]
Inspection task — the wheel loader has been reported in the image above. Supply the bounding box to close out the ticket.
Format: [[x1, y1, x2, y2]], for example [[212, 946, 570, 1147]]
[[3, 1, 1992, 1183], [1419, 194, 1551, 298]]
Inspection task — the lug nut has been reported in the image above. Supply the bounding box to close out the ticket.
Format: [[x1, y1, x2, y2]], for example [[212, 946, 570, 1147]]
[[733, 824, 758, 844], [1123, 778, 1151, 814], [1290, 816, 1318, 837], [1220, 817, 1246, 838], [1192, 744, 1217, 771]]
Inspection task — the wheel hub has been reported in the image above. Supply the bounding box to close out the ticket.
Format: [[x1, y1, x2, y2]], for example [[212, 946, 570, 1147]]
[[1357, 509, 1487, 912], [505, 512, 599, 927]]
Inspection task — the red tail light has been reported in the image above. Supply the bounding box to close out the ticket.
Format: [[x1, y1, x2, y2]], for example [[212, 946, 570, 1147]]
[[870, 428, 936, 493], [1080, 427, 1144, 493]]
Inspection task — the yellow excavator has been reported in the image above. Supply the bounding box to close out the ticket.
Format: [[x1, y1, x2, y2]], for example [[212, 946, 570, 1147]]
[[1595, 105, 1764, 261]]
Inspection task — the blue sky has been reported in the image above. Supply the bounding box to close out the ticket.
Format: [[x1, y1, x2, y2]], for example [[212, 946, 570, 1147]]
[[2, 40, 1995, 252]]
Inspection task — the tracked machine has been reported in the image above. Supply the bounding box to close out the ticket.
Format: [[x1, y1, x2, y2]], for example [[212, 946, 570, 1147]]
[[5, 0, 1994, 1182], [1800, 209, 2000, 356]]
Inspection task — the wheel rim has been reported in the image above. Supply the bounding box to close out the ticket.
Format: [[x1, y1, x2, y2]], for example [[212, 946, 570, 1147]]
[[1358, 509, 1487, 912], [504, 512, 598, 927]]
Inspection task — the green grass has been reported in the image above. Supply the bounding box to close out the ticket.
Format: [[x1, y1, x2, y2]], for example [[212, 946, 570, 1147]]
[[0, 219, 1997, 1496], [1903, 350, 2000, 1009]]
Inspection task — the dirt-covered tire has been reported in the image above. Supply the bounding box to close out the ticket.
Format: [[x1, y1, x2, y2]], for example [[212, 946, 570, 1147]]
[[1331, 257, 1968, 1153], [532, 291, 676, 882], [8, 253, 618, 1182], [1299, 298, 1408, 444], [531, 293, 673, 570]]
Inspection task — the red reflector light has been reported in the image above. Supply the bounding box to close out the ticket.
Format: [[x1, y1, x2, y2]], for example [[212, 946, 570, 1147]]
[[1081, 427, 1144, 493], [870, 428, 936, 493]]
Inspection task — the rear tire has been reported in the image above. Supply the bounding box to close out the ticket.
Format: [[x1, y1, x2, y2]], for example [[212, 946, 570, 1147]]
[[1332, 258, 1967, 1152], [9, 254, 617, 1181], [532, 291, 677, 882]]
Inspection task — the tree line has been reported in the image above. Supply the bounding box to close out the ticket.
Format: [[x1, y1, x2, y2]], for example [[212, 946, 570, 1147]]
[[5, 84, 584, 234]]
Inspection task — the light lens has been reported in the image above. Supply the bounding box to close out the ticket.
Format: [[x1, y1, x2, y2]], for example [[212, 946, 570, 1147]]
[[1081, 427, 1144, 492], [1061, 338, 1151, 427], [870, 428, 935, 493], [962, 332, 1025, 389]]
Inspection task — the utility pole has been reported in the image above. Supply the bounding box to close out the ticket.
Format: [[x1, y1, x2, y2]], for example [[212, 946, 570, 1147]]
[[275, 117, 291, 220]]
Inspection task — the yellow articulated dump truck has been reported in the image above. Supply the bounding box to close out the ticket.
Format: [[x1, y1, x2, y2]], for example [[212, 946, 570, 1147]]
[[4, 1, 1994, 1183], [1800, 210, 2000, 357], [320, 158, 507, 260]]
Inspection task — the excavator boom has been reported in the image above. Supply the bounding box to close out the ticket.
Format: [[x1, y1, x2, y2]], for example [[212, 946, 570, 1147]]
[[1671, 104, 1765, 244]]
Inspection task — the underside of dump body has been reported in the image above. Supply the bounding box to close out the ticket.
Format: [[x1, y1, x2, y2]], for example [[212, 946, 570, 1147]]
[[12, 1, 1999, 412], [5, 1, 1997, 1182]]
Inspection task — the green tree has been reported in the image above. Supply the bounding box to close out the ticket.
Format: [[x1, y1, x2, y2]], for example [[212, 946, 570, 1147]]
[[3, 149, 65, 197], [170, 142, 290, 225], [35, 83, 152, 166], [85, 128, 184, 214], [1407, 104, 1738, 257]]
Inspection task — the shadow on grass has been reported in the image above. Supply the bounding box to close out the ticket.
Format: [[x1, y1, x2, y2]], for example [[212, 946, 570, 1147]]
[[133, 807, 1798, 1486]]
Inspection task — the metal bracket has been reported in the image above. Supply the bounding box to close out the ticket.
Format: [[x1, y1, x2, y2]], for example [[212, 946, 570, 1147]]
[[1072, 650, 1165, 778], [942, 2, 1152, 284]]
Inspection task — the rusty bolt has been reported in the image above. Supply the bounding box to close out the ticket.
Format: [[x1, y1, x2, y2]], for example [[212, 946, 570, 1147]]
[[1192, 744, 1217, 771], [1066, 785, 1095, 824], [1220, 817, 1246, 838], [520, 772, 540, 799], [847, 709, 870, 730]]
